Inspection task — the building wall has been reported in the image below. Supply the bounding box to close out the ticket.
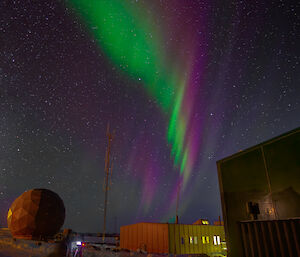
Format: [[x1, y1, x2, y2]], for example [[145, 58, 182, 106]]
[[217, 128, 300, 257], [168, 224, 225, 255], [120, 223, 225, 255], [120, 223, 169, 253]]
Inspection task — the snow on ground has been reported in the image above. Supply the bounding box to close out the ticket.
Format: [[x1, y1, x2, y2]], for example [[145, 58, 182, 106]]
[[0, 228, 60, 257], [0, 229, 172, 257], [82, 248, 167, 257]]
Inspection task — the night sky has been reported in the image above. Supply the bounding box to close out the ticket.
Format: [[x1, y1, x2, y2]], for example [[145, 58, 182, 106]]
[[0, 0, 299, 232]]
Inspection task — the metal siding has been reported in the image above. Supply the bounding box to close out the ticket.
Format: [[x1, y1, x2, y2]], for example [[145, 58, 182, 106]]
[[179, 224, 185, 254], [185, 225, 191, 254], [126, 226, 130, 249], [125, 226, 129, 249], [205, 225, 212, 254], [168, 224, 175, 254], [189, 225, 195, 254], [136, 224, 140, 249], [203, 225, 208, 254], [137, 223, 141, 250], [124, 226, 128, 250], [193, 224, 198, 254], [124, 226, 128, 249], [152, 223, 157, 253], [120, 226, 124, 248], [180, 225, 185, 254], [178, 224, 182, 255], [142, 223, 147, 251], [184, 224, 189, 254], [133, 224, 138, 250], [127, 226, 131, 250], [212, 226, 218, 253], [239, 219, 300, 257], [163, 224, 169, 253], [175, 224, 181, 255], [147, 223, 153, 253], [132, 224, 136, 250], [160, 224, 166, 253], [184, 225, 192, 253], [211, 226, 216, 253], [196, 226, 203, 253], [183, 225, 188, 254], [121, 223, 225, 256], [157, 224, 163, 253]]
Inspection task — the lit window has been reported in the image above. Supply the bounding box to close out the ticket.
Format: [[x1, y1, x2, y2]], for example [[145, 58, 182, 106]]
[[217, 236, 221, 245], [194, 237, 198, 244], [202, 236, 206, 244], [206, 236, 210, 243], [190, 236, 193, 244], [213, 236, 217, 245]]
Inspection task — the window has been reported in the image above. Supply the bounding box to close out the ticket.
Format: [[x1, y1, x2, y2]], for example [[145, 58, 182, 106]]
[[181, 237, 184, 244], [189, 236, 193, 244], [213, 235, 221, 245], [202, 236, 210, 244], [213, 236, 217, 245], [194, 236, 198, 244]]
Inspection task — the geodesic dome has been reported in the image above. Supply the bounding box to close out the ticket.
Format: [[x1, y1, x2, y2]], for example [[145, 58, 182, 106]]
[[7, 188, 65, 239]]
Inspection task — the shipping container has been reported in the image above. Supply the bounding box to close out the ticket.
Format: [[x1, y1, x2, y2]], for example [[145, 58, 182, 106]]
[[217, 127, 300, 257], [120, 222, 226, 256]]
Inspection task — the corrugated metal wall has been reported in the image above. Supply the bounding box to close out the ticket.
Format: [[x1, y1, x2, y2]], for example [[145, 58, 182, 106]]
[[239, 219, 300, 257], [168, 224, 225, 255], [120, 223, 226, 255], [120, 223, 169, 253]]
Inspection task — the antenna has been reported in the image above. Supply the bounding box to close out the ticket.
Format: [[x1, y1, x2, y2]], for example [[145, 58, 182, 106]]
[[102, 123, 115, 242], [175, 181, 182, 224]]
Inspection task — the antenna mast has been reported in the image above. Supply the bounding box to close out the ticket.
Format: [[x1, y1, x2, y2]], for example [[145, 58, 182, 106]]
[[175, 181, 181, 224], [102, 123, 114, 242]]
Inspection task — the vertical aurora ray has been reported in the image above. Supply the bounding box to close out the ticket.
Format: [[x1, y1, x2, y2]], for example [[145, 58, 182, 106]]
[[67, 0, 206, 214]]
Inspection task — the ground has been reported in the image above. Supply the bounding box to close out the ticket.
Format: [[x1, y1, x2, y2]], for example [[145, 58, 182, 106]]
[[0, 228, 166, 257]]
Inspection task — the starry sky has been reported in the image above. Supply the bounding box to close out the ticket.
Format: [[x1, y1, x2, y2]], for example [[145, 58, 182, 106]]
[[0, 0, 299, 233]]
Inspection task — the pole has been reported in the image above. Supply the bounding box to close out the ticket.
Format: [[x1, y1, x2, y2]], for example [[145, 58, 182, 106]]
[[103, 123, 114, 242], [175, 181, 181, 224]]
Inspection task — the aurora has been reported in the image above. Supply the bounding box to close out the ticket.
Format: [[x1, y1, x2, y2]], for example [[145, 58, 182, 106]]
[[67, 0, 206, 216]]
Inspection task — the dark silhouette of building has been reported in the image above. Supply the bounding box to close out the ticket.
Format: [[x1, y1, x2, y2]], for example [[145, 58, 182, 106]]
[[217, 127, 300, 257]]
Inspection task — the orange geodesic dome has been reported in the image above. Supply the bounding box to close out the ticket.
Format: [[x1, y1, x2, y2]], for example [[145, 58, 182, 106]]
[[7, 188, 65, 239]]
